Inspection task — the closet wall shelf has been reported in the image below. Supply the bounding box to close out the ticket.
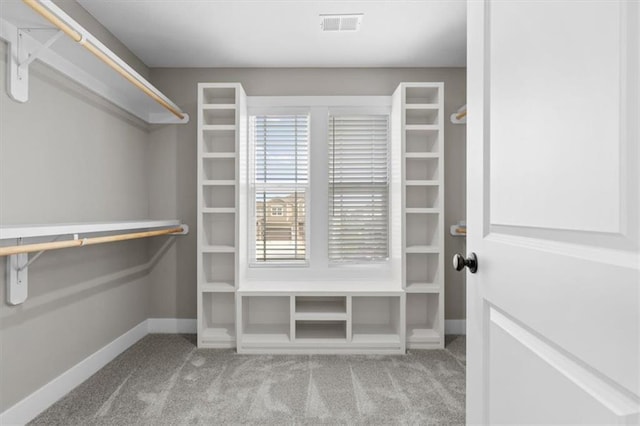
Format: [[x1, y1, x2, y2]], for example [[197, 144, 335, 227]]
[[1, 220, 188, 306], [0, 0, 188, 124]]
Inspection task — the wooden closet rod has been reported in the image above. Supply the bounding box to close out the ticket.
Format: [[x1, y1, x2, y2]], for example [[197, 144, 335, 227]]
[[455, 110, 467, 120], [22, 0, 185, 120], [0, 226, 184, 257]]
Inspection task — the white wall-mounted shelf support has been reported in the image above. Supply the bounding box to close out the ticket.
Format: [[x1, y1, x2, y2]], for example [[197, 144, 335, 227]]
[[9, 27, 63, 102], [7, 252, 28, 305], [2, 220, 189, 306]]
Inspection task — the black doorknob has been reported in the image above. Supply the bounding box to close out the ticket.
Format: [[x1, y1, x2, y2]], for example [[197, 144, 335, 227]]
[[453, 252, 478, 273]]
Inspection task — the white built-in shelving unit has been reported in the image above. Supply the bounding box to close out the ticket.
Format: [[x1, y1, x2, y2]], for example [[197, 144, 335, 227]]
[[197, 82, 444, 353], [236, 285, 405, 354], [197, 83, 246, 348], [396, 83, 445, 349]]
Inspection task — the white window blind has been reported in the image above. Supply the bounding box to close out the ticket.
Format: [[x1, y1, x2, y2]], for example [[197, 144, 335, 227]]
[[251, 114, 309, 263], [328, 115, 389, 263]]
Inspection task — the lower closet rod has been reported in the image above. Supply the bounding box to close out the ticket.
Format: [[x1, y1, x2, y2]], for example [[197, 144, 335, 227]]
[[0, 226, 185, 257]]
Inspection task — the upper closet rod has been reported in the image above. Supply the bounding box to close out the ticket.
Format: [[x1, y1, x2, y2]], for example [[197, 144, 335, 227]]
[[22, 0, 185, 120]]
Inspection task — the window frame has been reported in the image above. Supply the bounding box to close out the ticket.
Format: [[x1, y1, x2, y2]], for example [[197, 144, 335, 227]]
[[241, 96, 400, 286], [248, 107, 311, 267]]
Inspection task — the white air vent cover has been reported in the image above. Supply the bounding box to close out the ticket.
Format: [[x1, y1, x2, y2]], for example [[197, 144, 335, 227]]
[[320, 14, 363, 32]]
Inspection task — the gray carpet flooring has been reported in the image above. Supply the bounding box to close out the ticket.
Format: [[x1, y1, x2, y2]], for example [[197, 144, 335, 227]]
[[31, 335, 466, 425]]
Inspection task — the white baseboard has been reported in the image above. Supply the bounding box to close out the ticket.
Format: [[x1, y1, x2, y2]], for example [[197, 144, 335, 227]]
[[0, 320, 149, 426], [445, 319, 466, 335], [147, 318, 197, 334]]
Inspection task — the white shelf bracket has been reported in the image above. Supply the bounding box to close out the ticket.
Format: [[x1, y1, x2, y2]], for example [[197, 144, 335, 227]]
[[7, 27, 63, 103], [7, 240, 28, 305]]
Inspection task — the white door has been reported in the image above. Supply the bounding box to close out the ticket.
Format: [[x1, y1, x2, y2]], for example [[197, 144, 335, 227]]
[[465, 0, 639, 424]]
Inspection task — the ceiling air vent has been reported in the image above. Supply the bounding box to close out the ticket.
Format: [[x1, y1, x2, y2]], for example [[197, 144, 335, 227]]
[[320, 14, 363, 32]]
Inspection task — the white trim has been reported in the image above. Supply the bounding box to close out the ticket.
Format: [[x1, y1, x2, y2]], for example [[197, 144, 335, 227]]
[[445, 319, 466, 335], [248, 95, 391, 108], [0, 321, 148, 426], [147, 318, 197, 334]]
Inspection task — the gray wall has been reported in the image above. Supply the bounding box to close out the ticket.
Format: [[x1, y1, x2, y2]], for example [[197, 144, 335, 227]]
[[149, 68, 467, 320], [0, 1, 153, 411], [51, 0, 150, 79]]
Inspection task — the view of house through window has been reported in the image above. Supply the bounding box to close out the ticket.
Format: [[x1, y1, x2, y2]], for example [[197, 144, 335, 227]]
[[251, 115, 309, 263]]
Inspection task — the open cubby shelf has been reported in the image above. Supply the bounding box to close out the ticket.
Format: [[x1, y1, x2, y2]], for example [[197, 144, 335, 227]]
[[242, 324, 291, 345], [203, 158, 235, 181], [203, 185, 235, 209], [202, 87, 236, 104], [295, 321, 347, 341], [203, 129, 236, 154], [405, 108, 439, 126], [200, 292, 236, 347], [202, 108, 236, 126], [198, 84, 243, 348], [401, 83, 444, 349], [295, 296, 347, 320], [236, 293, 405, 353], [406, 157, 440, 181], [405, 86, 440, 104], [405, 128, 439, 154]]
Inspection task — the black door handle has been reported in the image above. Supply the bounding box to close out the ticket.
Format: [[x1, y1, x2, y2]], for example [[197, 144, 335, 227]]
[[453, 252, 478, 273]]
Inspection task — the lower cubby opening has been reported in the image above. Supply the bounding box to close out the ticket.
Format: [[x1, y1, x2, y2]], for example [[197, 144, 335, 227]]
[[241, 296, 290, 344], [406, 293, 441, 345], [351, 297, 401, 345], [201, 293, 235, 344], [295, 321, 346, 341]]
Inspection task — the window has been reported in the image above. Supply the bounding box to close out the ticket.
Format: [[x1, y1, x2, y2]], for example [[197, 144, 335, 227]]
[[328, 115, 390, 263], [242, 96, 399, 285], [250, 114, 309, 263]]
